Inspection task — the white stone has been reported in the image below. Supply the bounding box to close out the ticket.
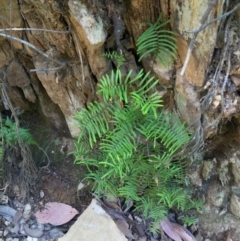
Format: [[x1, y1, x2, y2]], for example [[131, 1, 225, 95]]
[[68, 1, 106, 45], [23, 203, 32, 220], [65, 116, 81, 138], [40, 190, 44, 198], [58, 199, 127, 241], [27, 237, 38, 241]]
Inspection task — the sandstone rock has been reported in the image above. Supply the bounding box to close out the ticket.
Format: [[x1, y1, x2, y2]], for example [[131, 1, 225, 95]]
[[171, 0, 223, 87], [22, 86, 36, 103], [5, 86, 30, 110], [188, 165, 202, 187], [231, 158, 240, 186], [68, 0, 108, 79], [143, 57, 174, 88], [174, 69, 201, 126], [0, 0, 23, 50], [230, 193, 240, 218], [7, 61, 30, 88], [59, 199, 127, 241], [0, 41, 13, 67], [207, 181, 228, 207], [202, 159, 216, 180]]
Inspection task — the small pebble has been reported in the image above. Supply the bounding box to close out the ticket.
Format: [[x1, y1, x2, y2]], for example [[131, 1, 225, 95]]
[[40, 190, 44, 198], [3, 230, 8, 236], [27, 237, 38, 241], [4, 220, 10, 226], [6, 238, 19, 241], [77, 182, 85, 192], [23, 204, 32, 220]]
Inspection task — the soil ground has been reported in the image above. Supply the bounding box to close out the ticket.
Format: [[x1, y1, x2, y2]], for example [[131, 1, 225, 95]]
[[0, 111, 92, 238]]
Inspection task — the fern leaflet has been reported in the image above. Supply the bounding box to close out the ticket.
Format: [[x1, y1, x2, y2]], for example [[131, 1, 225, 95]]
[[136, 14, 177, 67], [102, 51, 125, 69]]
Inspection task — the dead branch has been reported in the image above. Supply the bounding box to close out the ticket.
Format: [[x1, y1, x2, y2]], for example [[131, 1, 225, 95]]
[[34, 145, 51, 184], [0, 70, 37, 198], [0, 27, 70, 34], [200, 16, 232, 136], [186, 2, 240, 34], [29, 65, 65, 73], [219, 49, 231, 119], [0, 32, 65, 66], [0, 181, 10, 193], [72, 31, 85, 82]]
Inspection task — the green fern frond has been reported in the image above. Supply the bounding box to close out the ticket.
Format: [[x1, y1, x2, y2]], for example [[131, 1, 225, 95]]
[[130, 71, 158, 94], [157, 187, 188, 210], [99, 106, 141, 159], [97, 70, 128, 102], [0, 117, 36, 146], [135, 197, 166, 233], [73, 141, 90, 164], [100, 128, 136, 160], [18, 128, 37, 145], [136, 14, 177, 66], [112, 105, 141, 129], [186, 198, 204, 212], [131, 92, 162, 118], [118, 183, 141, 201], [154, 162, 183, 184], [87, 170, 118, 197], [135, 197, 167, 224], [137, 111, 190, 154], [181, 216, 197, 226], [99, 155, 127, 179], [102, 51, 125, 69], [130, 71, 163, 117], [75, 102, 111, 147], [97, 69, 144, 103]]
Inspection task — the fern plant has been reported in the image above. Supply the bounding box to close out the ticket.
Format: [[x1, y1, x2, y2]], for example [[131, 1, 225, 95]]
[[0, 116, 36, 180], [136, 14, 177, 67], [181, 216, 198, 227], [1, 117, 37, 146], [74, 67, 201, 233], [102, 51, 125, 69]]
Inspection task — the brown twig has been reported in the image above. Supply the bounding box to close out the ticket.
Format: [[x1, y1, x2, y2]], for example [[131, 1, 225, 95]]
[[0, 70, 37, 198], [72, 31, 85, 82], [200, 16, 232, 135], [0, 32, 65, 66], [0, 27, 70, 34], [186, 2, 240, 34]]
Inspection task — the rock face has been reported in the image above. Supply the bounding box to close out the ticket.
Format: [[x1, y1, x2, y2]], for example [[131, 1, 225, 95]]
[[0, 0, 226, 138], [171, 0, 224, 87]]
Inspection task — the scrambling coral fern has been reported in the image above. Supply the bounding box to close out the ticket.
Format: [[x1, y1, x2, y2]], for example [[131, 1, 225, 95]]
[[74, 67, 199, 232]]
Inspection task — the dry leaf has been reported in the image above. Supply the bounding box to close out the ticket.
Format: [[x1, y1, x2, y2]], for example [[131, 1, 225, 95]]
[[161, 218, 196, 241], [114, 219, 135, 239], [105, 200, 121, 211], [226, 233, 232, 241], [160, 218, 182, 241], [231, 75, 240, 87], [195, 231, 203, 241], [138, 236, 147, 241], [172, 223, 196, 241], [35, 202, 79, 226]]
